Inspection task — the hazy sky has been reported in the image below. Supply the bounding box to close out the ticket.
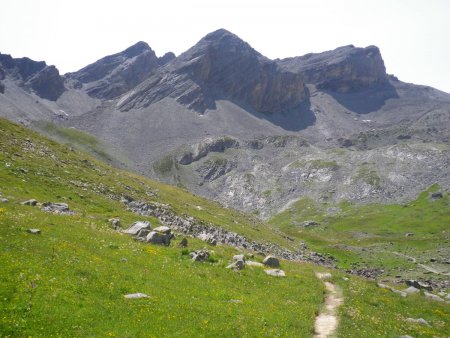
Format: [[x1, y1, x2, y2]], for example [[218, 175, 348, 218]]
[[1, 0, 449, 93]]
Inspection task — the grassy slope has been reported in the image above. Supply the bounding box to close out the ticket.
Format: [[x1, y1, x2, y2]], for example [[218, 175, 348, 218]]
[[1, 118, 449, 337], [269, 189, 450, 282], [0, 118, 321, 336]]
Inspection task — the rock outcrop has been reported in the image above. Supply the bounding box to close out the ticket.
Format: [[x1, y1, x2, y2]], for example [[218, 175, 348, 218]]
[[277, 45, 388, 92], [117, 29, 308, 114], [67, 41, 167, 99], [0, 53, 66, 100]]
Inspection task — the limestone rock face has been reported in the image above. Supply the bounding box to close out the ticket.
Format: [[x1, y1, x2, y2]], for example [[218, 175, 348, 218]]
[[0, 53, 66, 100], [67, 41, 165, 99], [118, 29, 308, 114], [277, 45, 388, 92]]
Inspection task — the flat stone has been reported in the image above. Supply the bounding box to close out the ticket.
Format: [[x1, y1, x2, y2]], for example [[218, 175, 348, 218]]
[[122, 221, 151, 235], [405, 318, 430, 326], [265, 269, 286, 277], [21, 199, 38, 206], [246, 261, 264, 267], [424, 292, 444, 302], [404, 286, 420, 295], [27, 228, 41, 234], [124, 293, 149, 299], [153, 226, 171, 234]]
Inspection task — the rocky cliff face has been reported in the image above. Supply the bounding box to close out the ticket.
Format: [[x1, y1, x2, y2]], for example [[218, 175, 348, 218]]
[[67, 41, 171, 99], [118, 29, 308, 113], [277, 45, 388, 92], [0, 54, 66, 100]]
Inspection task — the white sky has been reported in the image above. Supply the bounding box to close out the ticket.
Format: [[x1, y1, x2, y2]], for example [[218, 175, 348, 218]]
[[1, 0, 449, 93]]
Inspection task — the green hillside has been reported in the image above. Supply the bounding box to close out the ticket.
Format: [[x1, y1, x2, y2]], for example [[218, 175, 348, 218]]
[[0, 118, 449, 337]]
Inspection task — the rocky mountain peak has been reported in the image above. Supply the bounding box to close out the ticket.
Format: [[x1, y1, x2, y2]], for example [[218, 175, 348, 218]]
[[67, 41, 162, 99], [118, 29, 308, 114], [0, 53, 65, 100], [122, 41, 151, 58], [278, 44, 388, 92]]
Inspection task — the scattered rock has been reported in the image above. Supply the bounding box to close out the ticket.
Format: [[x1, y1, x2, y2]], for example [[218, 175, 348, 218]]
[[398, 335, 414, 338], [430, 191, 443, 200], [246, 261, 264, 267], [233, 254, 246, 262], [178, 237, 188, 247], [405, 232, 414, 237], [405, 318, 430, 326], [406, 280, 432, 291], [265, 269, 286, 277], [263, 255, 280, 268], [122, 221, 151, 236], [403, 286, 420, 295], [41, 202, 74, 215], [226, 260, 245, 270], [301, 220, 320, 227], [190, 250, 210, 262], [0, 198, 8, 203], [27, 229, 41, 235], [146, 226, 172, 246], [377, 283, 407, 297], [21, 199, 38, 206], [316, 272, 332, 280], [109, 218, 121, 230], [424, 292, 444, 302], [198, 233, 217, 245], [229, 299, 243, 303], [124, 293, 149, 299]]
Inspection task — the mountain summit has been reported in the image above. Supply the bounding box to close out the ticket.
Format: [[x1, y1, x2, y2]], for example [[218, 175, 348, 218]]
[[117, 29, 308, 113]]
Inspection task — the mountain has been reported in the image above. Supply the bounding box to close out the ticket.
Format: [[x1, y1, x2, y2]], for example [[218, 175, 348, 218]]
[[0, 29, 449, 218]]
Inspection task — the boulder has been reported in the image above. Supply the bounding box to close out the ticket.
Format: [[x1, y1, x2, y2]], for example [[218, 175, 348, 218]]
[[109, 218, 121, 230], [405, 280, 432, 291], [405, 318, 430, 326], [302, 220, 320, 227], [430, 191, 443, 200], [190, 250, 210, 262], [146, 226, 172, 246], [265, 269, 286, 277], [27, 229, 41, 235], [41, 202, 74, 214], [424, 292, 444, 302], [403, 286, 420, 295], [263, 255, 280, 268], [122, 221, 151, 236], [233, 254, 246, 262], [21, 199, 38, 206], [226, 260, 245, 270]]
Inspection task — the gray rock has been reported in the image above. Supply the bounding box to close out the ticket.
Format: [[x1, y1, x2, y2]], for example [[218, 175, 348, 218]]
[[405, 318, 430, 326], [123, 293, 148, 299], [0, 198, 8, 203], [404, 286, 420, 295], [178, 237, 188, 247], [226, 260, 245, 270], [392, 289, 407, 297], [136, 228, 150, 239], [122, 221, 151, 235], [233, 254, 246, 262], [190, 250, 210, 262], [302, 220, 320, 227], [41, 202, 73, 214], [424, 292, 444, 302], [109, 218, 121, 230], [265, 269, 286, 277], [405, 280, 432, 291], [263, 255, 280, 268], [246, 261, 264, 267], [430, 191, 443, 199], [146, 226, 172, 246], [21, 199, 38, 206], [398, 336, 414, 338], [27, 228, 41, 234]]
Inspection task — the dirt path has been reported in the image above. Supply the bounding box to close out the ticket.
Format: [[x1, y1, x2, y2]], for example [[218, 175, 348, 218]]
[[391, 251, 450, 276], [314, 272, 344, 338]]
